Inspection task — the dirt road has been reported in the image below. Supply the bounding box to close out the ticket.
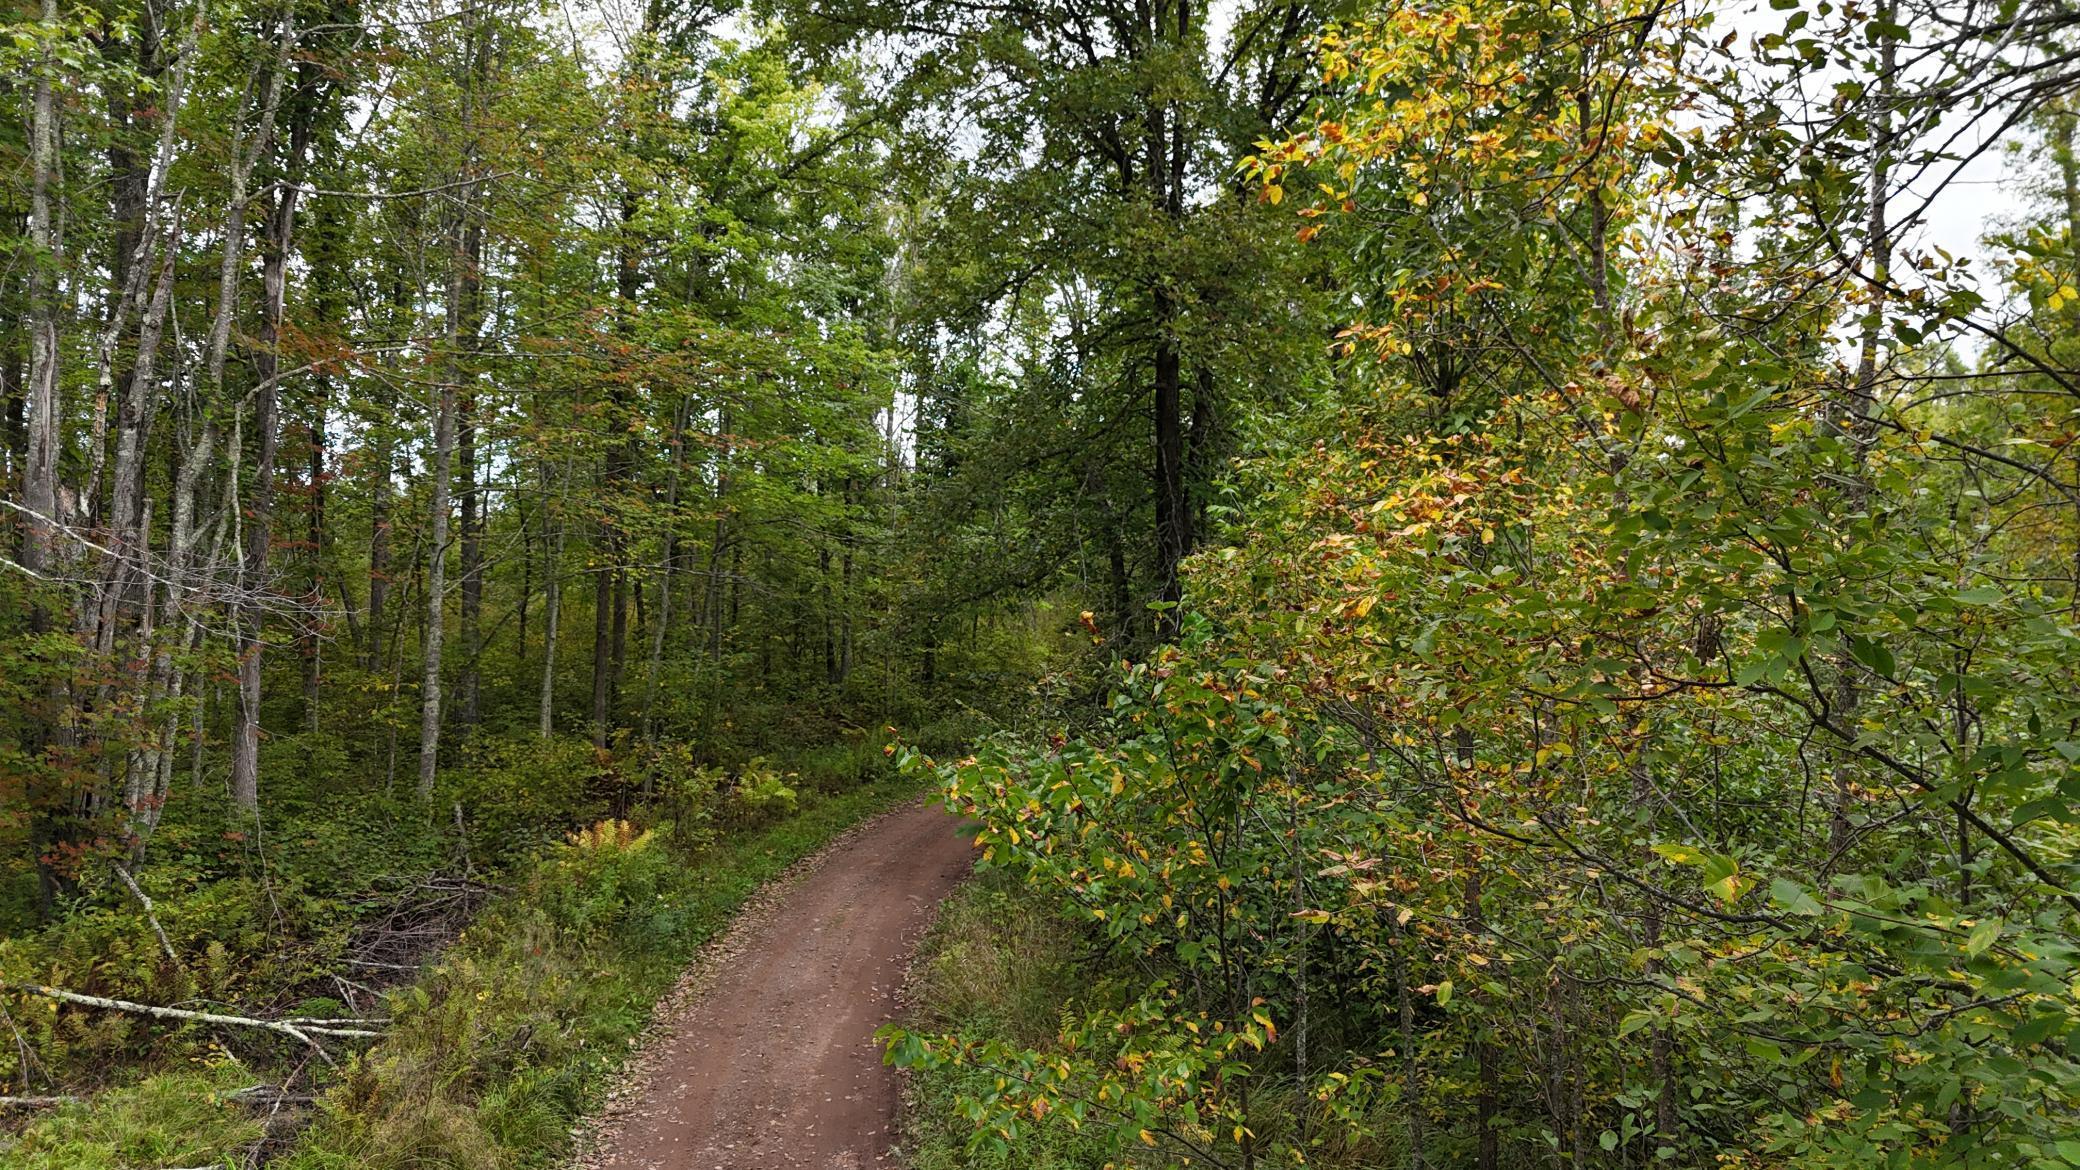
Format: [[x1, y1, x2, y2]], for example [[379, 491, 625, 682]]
[[581, 799, 974, 1170]]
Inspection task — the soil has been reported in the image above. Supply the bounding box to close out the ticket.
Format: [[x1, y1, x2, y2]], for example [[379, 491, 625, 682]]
[[576, 798, 974, 1170]]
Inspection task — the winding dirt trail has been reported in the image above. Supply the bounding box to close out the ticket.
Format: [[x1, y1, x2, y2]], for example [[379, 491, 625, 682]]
[[580, 799, 974, 1170]]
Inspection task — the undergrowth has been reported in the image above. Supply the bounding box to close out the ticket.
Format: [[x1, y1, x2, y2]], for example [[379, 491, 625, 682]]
[[897, 869, 1404, 1170], [2, 771, 921, 1169], [898, 869, 1117, 1170]]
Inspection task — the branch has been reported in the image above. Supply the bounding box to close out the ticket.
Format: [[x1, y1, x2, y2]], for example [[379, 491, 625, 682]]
[[1, 983, 384, 1067], [113, 865, 184, 971], [0, 1095, 78, 1109]]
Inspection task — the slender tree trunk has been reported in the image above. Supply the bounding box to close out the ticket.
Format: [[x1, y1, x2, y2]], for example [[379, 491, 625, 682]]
[[539, 458, 570, 738], [592, 525, 615, 747], [302, 403, 326, 731], [231, 163, 302, 814], [839, 477, 854, 685], [457, 400, 480, 728], [1387, 904, 1427, 1170], [456, 223, 485, 728], [642, 399, 686, 745], [1152, 294, 1188, 638], [20, 0, 62, 593], [21, 0, 67, 912], [418, 258, 463, 798], [186, 0, 288, 818], [3, 301, 24, 494], [1828, 4, 1896, 851], [608, 565, 629, 731], [820, 544, 837, 686], [1467, 865, 1498, 1170], [706, 408, 733, 662], [366, 429, 394, 668]]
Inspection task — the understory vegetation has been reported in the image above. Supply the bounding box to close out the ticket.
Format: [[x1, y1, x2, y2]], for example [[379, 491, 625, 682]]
[[11, 768, 923, 1168]]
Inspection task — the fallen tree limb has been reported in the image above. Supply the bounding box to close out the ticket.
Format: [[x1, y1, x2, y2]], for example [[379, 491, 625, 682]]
[[224, 1083, 316, 1108], [0, 983, 383, 1067], [113, 865, 184, 971], [0, 1095, 78, 1109]]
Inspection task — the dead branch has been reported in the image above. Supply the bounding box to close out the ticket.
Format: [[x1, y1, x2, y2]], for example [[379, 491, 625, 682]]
[[1, 983, 383, 1068], [113, 865, 184, 970], [0, 1095, 78, 1109]]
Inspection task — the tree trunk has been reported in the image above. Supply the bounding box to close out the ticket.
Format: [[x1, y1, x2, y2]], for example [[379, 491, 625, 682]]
[[706, 407, 733, 662], [1152, 295, 1188, 639], [539, 458, 570, 738], [1828, 2, 1896, 851], [231, 163, 303, 814], [456, 222, 485, 728], [1467, 866, 1498, 1170], [302, 404, 326, 731], [592, 525, 616, 747], [20, 0, 63, 592], [366, 431, 394, 660], [20, 0, 69, 913], [642, 399, 687, 746], [418, 258, 463, 799]]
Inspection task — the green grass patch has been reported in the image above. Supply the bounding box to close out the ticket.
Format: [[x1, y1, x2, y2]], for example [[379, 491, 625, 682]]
[[0, 1062, 265, 1170]]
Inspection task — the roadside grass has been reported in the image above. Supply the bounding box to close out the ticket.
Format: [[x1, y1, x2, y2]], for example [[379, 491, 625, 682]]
[[2, 773, 922, 1170], [898, 868, 1119, 1170], [895, 870, 1407, 1170]]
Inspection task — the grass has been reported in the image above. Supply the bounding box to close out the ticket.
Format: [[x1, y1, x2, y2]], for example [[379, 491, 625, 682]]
[[897, 868, 1120, 1170], [0, 1063, 266, 1170], [1, 773, 923, 1170], [896, 872, 1409, 1170]]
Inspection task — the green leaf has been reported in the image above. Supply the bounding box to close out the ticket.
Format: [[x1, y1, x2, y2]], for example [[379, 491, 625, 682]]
[[1769, 877, 1823, 916], [2011, 1011, 2066, 1046], [1744, 1037, 1784, 1062], [1847, 635, 1895, 679], [1964, 917, 2001, 957], [1655, 843, 1743, 903], [1651, 843, 1708, 866]]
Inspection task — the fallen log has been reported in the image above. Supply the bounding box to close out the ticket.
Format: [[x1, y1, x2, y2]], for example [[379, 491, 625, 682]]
[[0, 1095, 78, 1109], [0, 983, 383, 1067]]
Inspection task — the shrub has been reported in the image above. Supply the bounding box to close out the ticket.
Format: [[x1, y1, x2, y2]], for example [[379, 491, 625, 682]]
[[727, 757, 799, 824]]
